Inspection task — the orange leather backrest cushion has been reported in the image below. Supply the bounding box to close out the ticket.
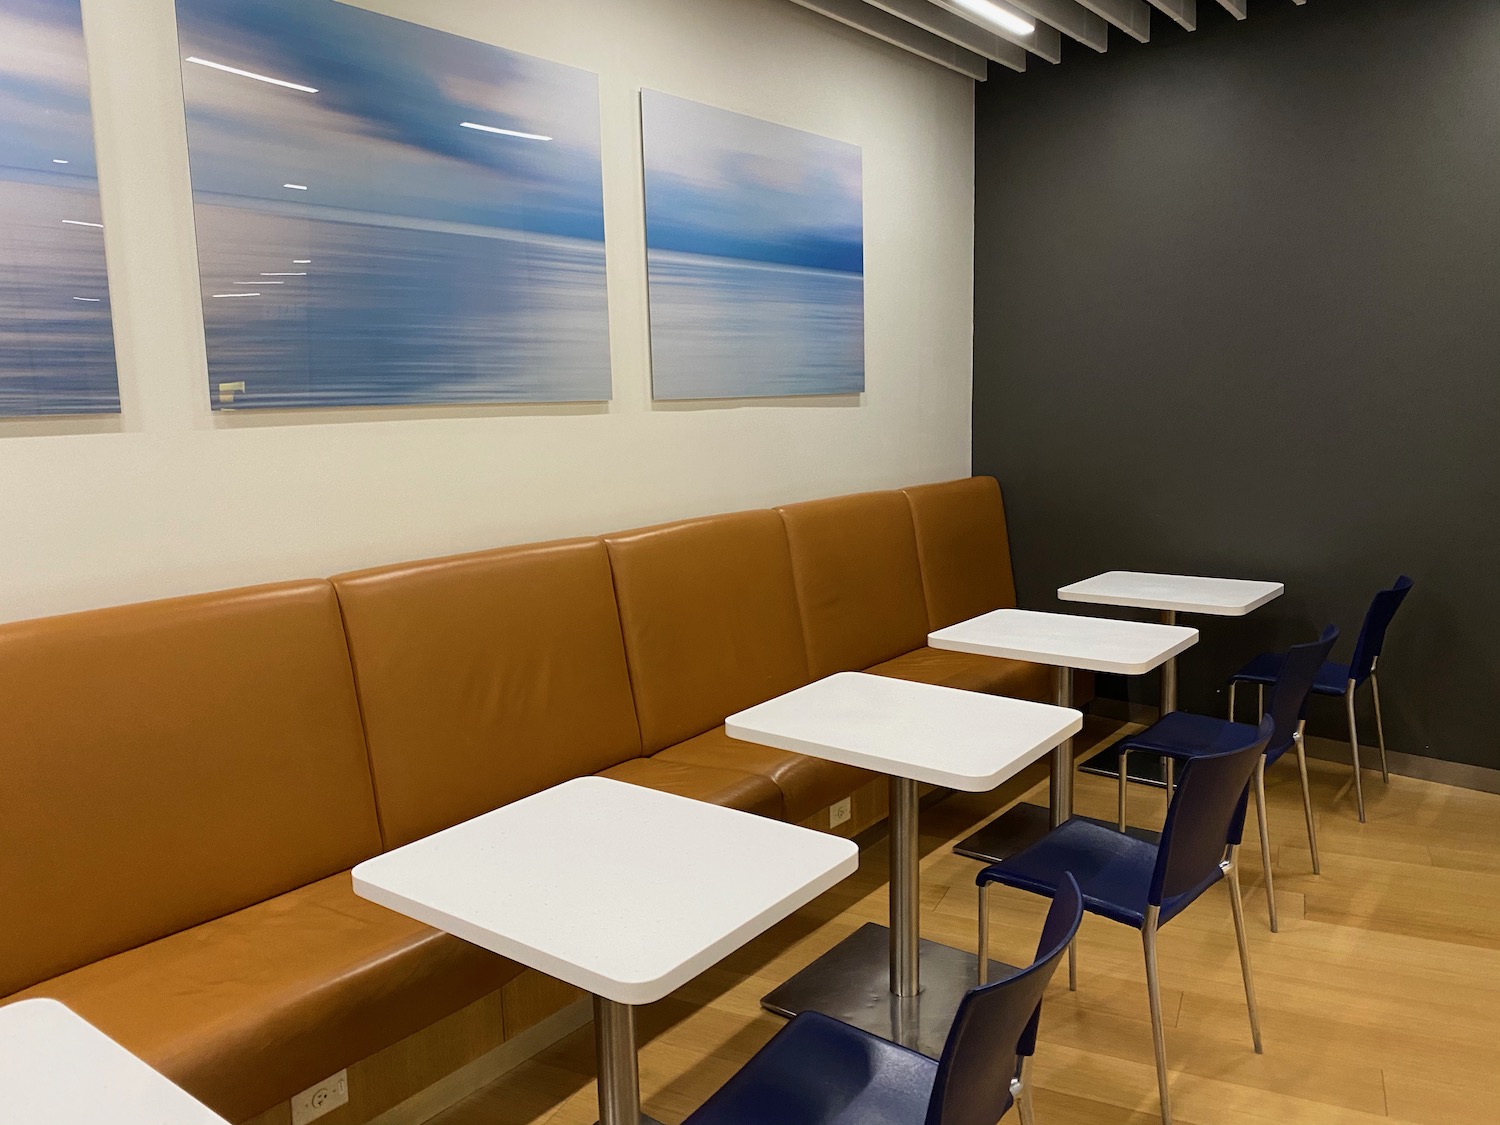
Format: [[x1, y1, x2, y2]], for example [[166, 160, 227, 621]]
[[903, 476, 1020, 629], [332, 539, 643, 848], [0, 582, 380, 996], [777, 491, 931, 679], [604, 510, 811, 752]]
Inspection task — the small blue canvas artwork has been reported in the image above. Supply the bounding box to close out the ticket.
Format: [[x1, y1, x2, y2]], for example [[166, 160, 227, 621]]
[[175, 0, 611, 410], [0, 0, 120, 417], [641, 92, 864, 400]]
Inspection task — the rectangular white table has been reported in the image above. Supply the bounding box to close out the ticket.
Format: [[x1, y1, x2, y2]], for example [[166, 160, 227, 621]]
[[353, 776, 857, 1125], [0, 999, 230, 1123], [1058, 571, 1283, 714], [928, 609, 1197, 863], [727, 671, 1081, 1056]]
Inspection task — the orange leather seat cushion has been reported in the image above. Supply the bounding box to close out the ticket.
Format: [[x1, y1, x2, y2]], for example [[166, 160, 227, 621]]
[[599, 757, 784, 820], [333, 539, 644, 847], [7, 873, 519, 1122], [777, 491, 931, 679], [902, 476, 1020, 628], [868, 646, 1052, 701], [657, 726, 869, 823], [0, 581, 381, 998]]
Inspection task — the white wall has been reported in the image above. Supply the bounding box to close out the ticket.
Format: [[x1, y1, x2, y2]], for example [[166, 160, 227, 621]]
[[0, 0, 975, 623]]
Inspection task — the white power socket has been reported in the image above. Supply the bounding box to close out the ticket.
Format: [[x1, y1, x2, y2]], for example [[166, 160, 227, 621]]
[[830, 797, 853, 828], [291, 1069, 348, 1125]]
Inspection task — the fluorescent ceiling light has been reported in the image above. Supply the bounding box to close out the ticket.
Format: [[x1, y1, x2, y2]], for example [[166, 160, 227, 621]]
[[213, 292, 261, 298], [235, 280, 282, 285], [951, 0, 1035, 36], [460, 121, 552, 142], [293, 259, 312, 264], [62, 219, 103, 228], [283, 183, 308, 190], [261, 272, 306, 276], [71, 296, 101, 302], [185, 56, 318, 93], [53, 159, 69, 164]]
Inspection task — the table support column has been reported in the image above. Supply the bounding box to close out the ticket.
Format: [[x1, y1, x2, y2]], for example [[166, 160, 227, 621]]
[[593, 995, 651, 1125], [889, 775, 921, 998], [1051, 666, 1075, 826], [1160, 609, 1177, 797]]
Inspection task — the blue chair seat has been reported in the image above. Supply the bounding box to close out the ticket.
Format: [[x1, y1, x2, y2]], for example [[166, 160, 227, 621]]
[[1122, 711, 1296, 765], [1231, 651, 1354, 696], [683, 1010, 939, 1125], [984, 817, 1196, 929]]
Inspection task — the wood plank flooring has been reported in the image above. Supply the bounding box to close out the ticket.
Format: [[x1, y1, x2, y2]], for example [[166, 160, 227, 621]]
[[430, 749, 1500, 1125]]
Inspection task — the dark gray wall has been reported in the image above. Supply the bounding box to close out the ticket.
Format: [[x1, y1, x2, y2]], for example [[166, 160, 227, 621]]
[[973, 0, 1500, 768]]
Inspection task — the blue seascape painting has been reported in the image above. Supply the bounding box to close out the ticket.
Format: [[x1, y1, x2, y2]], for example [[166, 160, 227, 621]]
[[175, 0, 610, 410], [641, 92, 863, 400], [0, 0, 119, 417]]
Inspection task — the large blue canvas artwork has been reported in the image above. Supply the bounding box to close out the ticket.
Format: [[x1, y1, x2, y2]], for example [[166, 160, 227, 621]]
[[641, 92, 863, 401], [176, 0, 610, 410], [0, 0, 119, 417]]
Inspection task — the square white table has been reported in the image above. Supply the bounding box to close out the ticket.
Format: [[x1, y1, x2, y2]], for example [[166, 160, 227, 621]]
[[928, 609, 1197, 863], [1058, 571, 1283, 714], [353, 776, 857, 1125], [727, 671, 1081, 1056], [0, 999, 230, 1123]]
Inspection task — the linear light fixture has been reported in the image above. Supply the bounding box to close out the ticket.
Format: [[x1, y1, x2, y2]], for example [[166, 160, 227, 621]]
[[185, 56, 318, 93], [213, 292, 261, 298], [293, 259, 312, 264], [71, 296, 101, 302], [283, 183, 308, 190], [53, 159, 69, 164], [950, 0, 1035, 36], [62, 219, 103, 228], [459, 121, 552, 142], [260, 272, 306, 277], [235, 280, 282, 285]]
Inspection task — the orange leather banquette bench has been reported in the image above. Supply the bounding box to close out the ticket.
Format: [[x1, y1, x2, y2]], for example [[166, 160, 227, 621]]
[[0, 477, 1065, 1122]]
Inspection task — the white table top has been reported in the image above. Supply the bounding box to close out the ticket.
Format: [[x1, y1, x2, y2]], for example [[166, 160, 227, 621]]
[[353, 776, 857, 1006], [928, 608, 1198, 675], [0, 999, 230, 1123], [1058, 571, 1284, 616], [726, 672, 1082, 791]]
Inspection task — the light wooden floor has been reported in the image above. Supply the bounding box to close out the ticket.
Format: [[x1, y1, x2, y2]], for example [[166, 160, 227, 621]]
[[431, 751, 1500, 1125]]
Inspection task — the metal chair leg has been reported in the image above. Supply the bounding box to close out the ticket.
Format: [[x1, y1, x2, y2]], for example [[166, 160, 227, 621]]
[[1295, 720, 1321, 876], [1068, 937, 1077, 992], [1253, 757, 1277, 932], [1257, 683, 1264, 717], [1141, 906, 1172, 1125], [1345, 680, 1367, 823], [976, 884, 990, 986], [1372, 671, 1391, 783], [1118, 749, 1130, 831], [1224, 848, 1264, 1054], [1012, 1056, 1037, 1125], [1228, 681, 1237, 722], [1164, 757, 1175, 803]]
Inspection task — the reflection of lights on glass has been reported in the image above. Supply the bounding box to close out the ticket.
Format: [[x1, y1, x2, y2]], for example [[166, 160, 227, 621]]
[[951, 0, 1034, 35], [53, 159, 70, 164], [283, 183, 309, 191], [213, 292, 261, 298], [459, 121, 553, 142], [185, 56, 319, 93], [293, 259, 312, 264], [62, 219, 104, 228], [261, 272, 307, 276], [71, 296, 101, 302]]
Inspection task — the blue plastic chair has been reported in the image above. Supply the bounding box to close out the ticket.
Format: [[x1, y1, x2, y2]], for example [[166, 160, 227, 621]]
[[1115, 626, 1339, 931], [1229, 576, 1413, 822], [975, 717, 1272, 1125], [682, 875, 1084, 1125]]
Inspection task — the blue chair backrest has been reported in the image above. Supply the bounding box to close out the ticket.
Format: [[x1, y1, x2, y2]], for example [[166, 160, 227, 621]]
[[1150, 716, 1273, 916], [925, 874, 1083, 1125], [1265, 625, 1340, 753], [1349, 576, 1413, 682]]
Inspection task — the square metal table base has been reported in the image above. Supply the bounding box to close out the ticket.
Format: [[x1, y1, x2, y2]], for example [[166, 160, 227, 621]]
[[761, 922, 1019, 1059], [953, 805, 1161, 866]]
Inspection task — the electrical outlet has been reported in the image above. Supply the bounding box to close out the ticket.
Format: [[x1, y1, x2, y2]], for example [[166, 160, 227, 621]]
[[291, 1070, 348, 1125], [830, 797, 853, 828]]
